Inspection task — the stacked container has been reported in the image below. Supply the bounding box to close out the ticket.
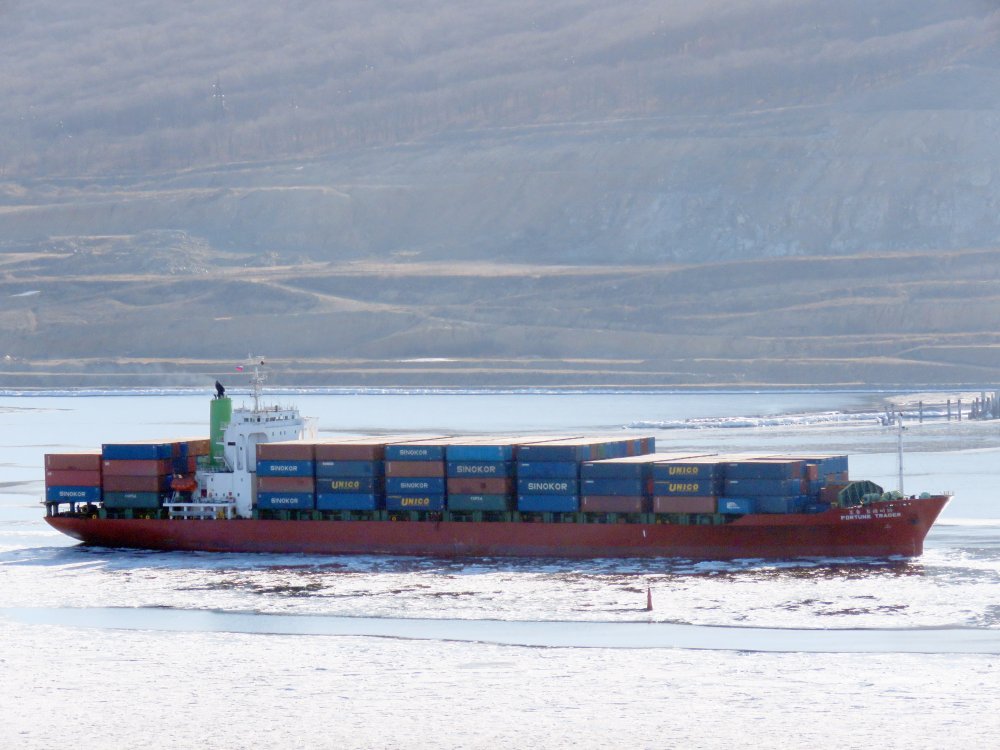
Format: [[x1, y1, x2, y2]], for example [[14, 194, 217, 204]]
[[769, 453, 849, 511], [169, 437, 211, 476], [582, 452, 704, 514], [44, 451, 103, 507], [651, 456, 726, 514], [444, 437, 528, 513], [314, 438, 389, 512], [256, 442, 316, 510], [101, 441, 178, 509], [722, 458, 809, 514], [516, 436, 655, 514], [580, 455, 655, 514], [384, 439, 453, 512]]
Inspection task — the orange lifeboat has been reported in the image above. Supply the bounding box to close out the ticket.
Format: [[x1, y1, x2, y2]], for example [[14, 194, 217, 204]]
[[170, 475, 198, 492]]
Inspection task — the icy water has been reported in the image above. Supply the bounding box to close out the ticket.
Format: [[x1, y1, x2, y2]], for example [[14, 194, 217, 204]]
[[1, 391, 999, 750]]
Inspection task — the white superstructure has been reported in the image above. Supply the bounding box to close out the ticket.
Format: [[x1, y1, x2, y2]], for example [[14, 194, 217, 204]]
[[165, 358, 313, 520]]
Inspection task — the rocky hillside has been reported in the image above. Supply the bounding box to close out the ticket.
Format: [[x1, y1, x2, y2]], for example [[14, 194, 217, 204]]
[[0, 1, 998, 386]]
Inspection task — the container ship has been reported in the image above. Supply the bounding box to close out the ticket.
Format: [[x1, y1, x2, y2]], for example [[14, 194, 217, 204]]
[[43, 365, 951, 560]]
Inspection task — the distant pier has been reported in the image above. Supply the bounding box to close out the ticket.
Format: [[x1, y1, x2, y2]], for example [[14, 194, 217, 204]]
[[885, 390, 1000, 424]]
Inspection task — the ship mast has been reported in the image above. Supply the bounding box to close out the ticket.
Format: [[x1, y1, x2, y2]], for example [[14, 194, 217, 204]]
[[896, 413, 906, 496], [247, 355, 267, 413]]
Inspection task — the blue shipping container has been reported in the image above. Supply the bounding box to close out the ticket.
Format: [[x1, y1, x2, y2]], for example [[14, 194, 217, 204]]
[[580, 461, 650, 480], [517, 477, 578, 495], [519, 438, 652, 462], [804, 455, 848, 476], [446, 444, 515, 462], [653, 479, 720, 497], [315, 477, 381, 494], [385, 444, 447, 461], [651, 462, 720, 481], [386, 476, 446, 494], [718, 497, 756, 514], [101, 442, 174, 461], [516, 461, 579, 479], [517, 494, 580, 513], [386, 494, 446, 512], [726, 461, 804, 480], [725, 478, 803, 496], [753, 495, 809, 514], [315, 460, 384, 478], [316, 493, 381, 511], [446, 461, 514, 478], [257, 492, 315, 510], [45, 486, 102, 503], [256, 460, 315, 477], [580, 478, 646, 496]]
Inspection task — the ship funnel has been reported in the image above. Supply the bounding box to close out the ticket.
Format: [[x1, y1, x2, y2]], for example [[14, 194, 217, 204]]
[[210, 396, 232, 467]]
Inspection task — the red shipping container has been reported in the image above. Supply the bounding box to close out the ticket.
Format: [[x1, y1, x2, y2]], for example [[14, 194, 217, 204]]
[[314, 442, 386, 461], [580, 496, 647, 513], [102, 459, 173, 477], [45, 469, 102, 487], [653, 496, 717, 514], [447, 477, 514, 495], [103, 474, 171, 492], [256, 476, 316, 493], [176, 438, 211, 456], [257, 442, 316, 461], [820, 484, 849, 505], [805, 464, 819, 481], [384, 461, 446, 477], [45, 452, 102, 472]]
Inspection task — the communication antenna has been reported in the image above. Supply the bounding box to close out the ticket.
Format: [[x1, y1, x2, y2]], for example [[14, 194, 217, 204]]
[[896, 413, 906, 495]]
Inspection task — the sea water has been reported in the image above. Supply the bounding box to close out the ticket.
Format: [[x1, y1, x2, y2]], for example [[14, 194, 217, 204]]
[[1, 391, 998, 750]]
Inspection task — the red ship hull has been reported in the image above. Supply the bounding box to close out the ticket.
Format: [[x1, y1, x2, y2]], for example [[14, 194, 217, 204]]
[[45, 495, 950, 560]]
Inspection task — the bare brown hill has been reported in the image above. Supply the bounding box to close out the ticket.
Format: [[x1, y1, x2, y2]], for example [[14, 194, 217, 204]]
[[2, 245, 997, 388]]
